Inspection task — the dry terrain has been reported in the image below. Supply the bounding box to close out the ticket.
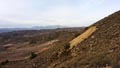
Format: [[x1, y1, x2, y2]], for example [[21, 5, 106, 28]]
[[0, 10, 120, 68]]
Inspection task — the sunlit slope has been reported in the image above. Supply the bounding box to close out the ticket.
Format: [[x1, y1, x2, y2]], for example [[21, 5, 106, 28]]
[[69, 26, 97, 49]]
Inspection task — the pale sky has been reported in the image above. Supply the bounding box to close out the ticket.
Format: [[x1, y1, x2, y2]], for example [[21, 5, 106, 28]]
[[0, 0, 120, 28]]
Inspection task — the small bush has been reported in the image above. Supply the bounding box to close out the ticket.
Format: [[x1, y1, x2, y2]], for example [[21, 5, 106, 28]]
[[74, 33, 80, 37], [89, 55, 111, 67], [64, 43, 70, 50], [0, 60, 9, 65], [29, 52, 37, 59], [29, 40, 37, 44]]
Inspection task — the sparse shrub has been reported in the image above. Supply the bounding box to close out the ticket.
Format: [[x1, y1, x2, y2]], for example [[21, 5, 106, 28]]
[[29, 52, 37, 59], [85, 27, 89, 30], [30, 40, 37, 44], [64, 43, 70, 50], [74, 33, 80, 37], [0, 60, 9, 65], [58, 43, 71, 57], [89, 54, 111, 68], [48, 35, 54, 40]]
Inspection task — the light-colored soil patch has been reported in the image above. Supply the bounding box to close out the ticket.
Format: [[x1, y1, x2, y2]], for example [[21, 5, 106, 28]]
[[102, 66, 112, 68], [69, 26, 97, 49]]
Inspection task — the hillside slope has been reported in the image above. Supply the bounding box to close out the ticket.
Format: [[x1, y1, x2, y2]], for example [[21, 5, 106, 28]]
[[0, 10, 120, 68], [51, 11, 120, 68]]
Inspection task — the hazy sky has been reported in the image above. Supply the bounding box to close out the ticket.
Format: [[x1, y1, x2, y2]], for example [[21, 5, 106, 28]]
[[0, 0, 120, 28]]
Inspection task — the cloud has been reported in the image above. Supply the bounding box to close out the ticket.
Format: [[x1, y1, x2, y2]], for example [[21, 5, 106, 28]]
[[0, 0, 120, 27]]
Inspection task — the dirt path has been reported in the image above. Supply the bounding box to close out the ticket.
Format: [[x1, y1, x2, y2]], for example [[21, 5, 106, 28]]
[[70, 26, 97, 49], [0, 40, 59, 63]]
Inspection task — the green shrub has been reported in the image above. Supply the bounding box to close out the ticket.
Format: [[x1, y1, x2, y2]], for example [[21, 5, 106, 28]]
[[29, 52, 37, 59], [64, 43, 70, 50]]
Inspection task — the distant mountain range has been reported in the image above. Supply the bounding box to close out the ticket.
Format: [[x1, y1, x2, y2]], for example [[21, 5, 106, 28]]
[[0, 25, 66, 33], [32, 25, 66, 29]]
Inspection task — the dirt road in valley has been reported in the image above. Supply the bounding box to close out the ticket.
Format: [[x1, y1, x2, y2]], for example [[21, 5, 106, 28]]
[[0, 40, 59, 63]]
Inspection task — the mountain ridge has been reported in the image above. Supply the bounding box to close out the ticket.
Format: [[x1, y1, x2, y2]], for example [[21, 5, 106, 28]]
[[0, 25, 67, 33]]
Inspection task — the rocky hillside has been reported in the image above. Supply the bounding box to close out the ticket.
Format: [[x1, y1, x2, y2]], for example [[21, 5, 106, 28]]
[[51, 11, 120, 68], [0, 10, 120, 68]]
